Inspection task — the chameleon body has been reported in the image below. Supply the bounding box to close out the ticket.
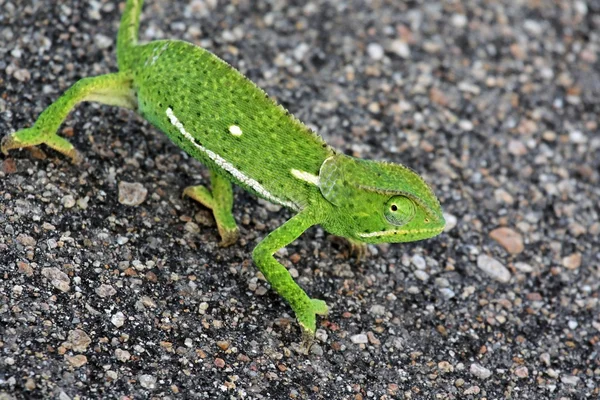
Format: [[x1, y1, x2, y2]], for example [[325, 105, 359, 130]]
[[2, 0, 445, 341]]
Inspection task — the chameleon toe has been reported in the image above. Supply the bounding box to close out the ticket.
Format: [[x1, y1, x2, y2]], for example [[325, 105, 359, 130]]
[[218, 226, 239, 247]]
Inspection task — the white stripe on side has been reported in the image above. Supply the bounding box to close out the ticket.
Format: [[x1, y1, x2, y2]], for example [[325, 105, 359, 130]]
[[166, 107, 297, 210], [291, 169, 320, 186]]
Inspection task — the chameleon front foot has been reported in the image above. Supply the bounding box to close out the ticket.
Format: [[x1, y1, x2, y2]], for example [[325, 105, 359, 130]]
[[346, 238, 368, 263], [297, 298, 329, 352], [1, 127, 82, 164]]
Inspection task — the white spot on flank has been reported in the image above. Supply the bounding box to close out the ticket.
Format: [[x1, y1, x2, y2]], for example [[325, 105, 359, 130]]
[[166, 108, 297, 210], [229, 125, 243, 136], [291, 169, 319, 186]]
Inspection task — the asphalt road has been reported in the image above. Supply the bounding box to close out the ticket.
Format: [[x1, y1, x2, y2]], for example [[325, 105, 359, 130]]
[[1, 0, 599, 398]]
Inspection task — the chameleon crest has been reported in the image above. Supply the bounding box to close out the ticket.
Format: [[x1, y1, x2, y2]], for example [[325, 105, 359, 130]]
[[1, 0, 444, 346]]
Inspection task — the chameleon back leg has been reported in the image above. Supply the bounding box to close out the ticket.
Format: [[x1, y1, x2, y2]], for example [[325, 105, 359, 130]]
[[1, 73, 136, 163], [183, 170, 240, 247]]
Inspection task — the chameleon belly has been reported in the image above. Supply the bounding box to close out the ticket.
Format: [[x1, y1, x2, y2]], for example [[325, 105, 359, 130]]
[[131, 40, 333, 209]]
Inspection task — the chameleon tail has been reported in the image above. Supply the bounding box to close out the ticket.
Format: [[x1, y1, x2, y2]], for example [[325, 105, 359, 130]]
[[117, 0, 144, 70]]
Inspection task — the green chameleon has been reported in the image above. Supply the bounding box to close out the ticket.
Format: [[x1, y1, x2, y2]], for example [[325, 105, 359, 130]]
[[2, 0, 445, 342]]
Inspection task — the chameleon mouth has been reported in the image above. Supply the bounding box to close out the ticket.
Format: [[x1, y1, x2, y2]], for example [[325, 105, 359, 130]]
[[357, 225, 445, 239]]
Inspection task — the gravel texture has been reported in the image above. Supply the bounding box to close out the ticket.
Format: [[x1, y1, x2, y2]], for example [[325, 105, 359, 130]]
[[1, 0, 599, 399]]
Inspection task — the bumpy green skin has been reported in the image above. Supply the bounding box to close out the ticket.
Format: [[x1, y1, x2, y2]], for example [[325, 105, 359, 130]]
[[1, 0, 445, 343]]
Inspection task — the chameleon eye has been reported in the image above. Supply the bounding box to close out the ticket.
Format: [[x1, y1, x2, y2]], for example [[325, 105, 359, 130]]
[[384, 196, 415, 226]]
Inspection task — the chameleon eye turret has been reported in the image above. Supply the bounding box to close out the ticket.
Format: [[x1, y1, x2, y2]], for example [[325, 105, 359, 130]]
[[1, 0, 444, 345], [384, 196, 415, 226]]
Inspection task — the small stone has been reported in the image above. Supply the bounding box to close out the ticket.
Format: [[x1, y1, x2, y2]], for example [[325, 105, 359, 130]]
[[255, 286, 268, 296], [315, 329, 328, 343], [369, 304, 386, 316], [13, 68, 31, 82], [459, 120, 474, 131], [115, 349, 131, 362], [438, 361, 454, 373], [411, 254, 426, 269], [350, 334, 369, 344], [489, 227, 524, 254], [508, 139, 527, 156], [214, 357, 225, 368], [77, 196, 89, 209], [367, 43, 384, 60], [67, 329, 91, 352], [514, 262, 534, 273], [217, 341, 230, 351], [407, 286, 420, 294], [470, 363, 492, 379], [414, 270, 429, 282], [5, 357, 15, 365], [12, 285, 23, 296], [540, 353, 551, 366], [569, 130, 587, 144], [477, 255, 511, 283], [184, 222, 200, 234], [562, 253, 581, 270], [463, 386, 481, 395], [59, 392, 71, 400], [62, 195, 76, 208], [443, 213, 457, 231], [96, 284, 117, 298], [292, 42, 309, 61], [568, 320, 578, 330], [18, 261, 34, 277], [546, 368, 559, 379], [94, 34, 112, 49], [367, 332, 380, 345], [139, 374, 157, 389], [451, 14, 468, 28], [41, 267, 71, 292], [494, 188, 514, 205], [16, 234, 36, 247], [118, 181, 148, 206], [542, 130, 557, 141], [561, 376, 580, 386], [514, 366, 529, 378], [439, 288, 456, 300], [65, 354, 87, 367], [24, 378, 36, 390], [111, 312, 126, 328], [310, 343, 324, 356], [389, 39, 410, 58], [524, 19, 543, 35]]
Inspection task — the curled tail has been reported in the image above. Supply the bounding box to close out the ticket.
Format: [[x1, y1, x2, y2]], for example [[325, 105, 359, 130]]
[[117, 0, 144, 70]]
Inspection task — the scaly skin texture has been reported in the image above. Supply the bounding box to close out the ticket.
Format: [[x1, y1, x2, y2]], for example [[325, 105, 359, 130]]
[[1, 0, 445, 346]]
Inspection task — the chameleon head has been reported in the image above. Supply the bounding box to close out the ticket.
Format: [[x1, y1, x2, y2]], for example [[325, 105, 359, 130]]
[[318, 154, 445, 244]]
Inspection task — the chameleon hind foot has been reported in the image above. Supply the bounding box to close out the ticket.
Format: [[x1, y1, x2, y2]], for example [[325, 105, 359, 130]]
[[183, 175, 239, 247], [1, 127, 82, 164], [2, 73, 135, 164]]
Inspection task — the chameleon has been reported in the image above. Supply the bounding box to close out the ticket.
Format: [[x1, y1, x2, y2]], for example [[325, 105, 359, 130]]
[[1, 0, 445, 342]]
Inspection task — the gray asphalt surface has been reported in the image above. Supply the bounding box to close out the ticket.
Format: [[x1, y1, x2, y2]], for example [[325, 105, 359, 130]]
[[1, 0, 599, 399]]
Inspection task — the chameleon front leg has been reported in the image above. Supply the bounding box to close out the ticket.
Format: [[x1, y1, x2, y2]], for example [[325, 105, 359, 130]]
[[252, 208, 328, 344], [1, 73, 136, 163], [183, 170, 239, 247]]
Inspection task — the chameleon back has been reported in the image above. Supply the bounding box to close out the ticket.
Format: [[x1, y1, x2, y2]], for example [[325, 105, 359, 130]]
[[129, 40, 333, 210]]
